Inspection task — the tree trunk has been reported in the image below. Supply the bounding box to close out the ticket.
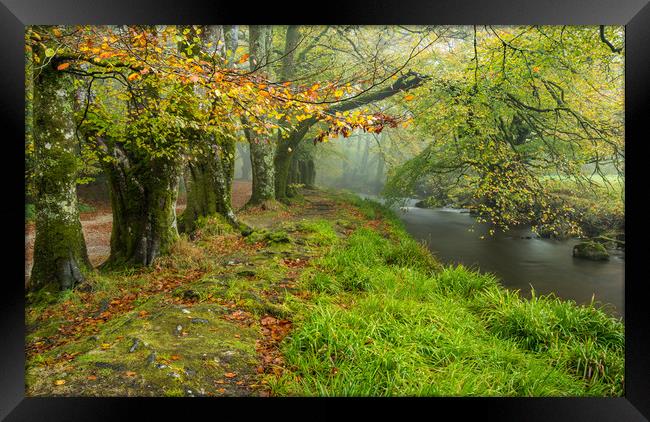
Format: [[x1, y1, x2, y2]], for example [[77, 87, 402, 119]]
[[246, 25, 277, 206], [102, 145, 181, 267], [30, 56, 90, 291], [237, 142, 251, 180], [374, 153, 385, 194], [180, 135, 237, 232]]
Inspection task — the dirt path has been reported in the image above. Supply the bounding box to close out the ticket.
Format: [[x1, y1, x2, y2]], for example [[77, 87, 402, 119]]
[[25, 180, 253, 284]]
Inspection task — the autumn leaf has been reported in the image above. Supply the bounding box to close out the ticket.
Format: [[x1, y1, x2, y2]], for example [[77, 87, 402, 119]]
[[128, 73, 140, 81], [54, 380, 65, 386], [52, 28, 62, 37], [403, 94, 415, 101], [334, 89, 344, 98], [125, 371, 137, 377], [101, 343, 111, 349], [224, 372, 237, 378], [238, 54, 250, 64], [87, 375, 97, 381], [170, 355, 181, 361], [56, 62, 70, 71]]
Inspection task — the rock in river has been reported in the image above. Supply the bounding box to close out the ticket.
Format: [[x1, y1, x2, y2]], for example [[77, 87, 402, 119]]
[[572, 241, 609, 261]]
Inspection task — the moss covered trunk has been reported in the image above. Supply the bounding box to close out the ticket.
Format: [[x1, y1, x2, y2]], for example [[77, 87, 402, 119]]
[[180, 135, 237, 232], [102, 146, 180, 267], [30, 56, 90, 291], [246, 25, 277, 206]]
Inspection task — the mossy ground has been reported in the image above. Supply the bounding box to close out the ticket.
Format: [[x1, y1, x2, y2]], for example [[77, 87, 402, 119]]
[[25, 189, 624, 397], [26, 190, 360, 396]]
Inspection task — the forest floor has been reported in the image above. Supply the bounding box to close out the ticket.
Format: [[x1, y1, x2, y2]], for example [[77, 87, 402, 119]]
[[25, 187, 362, 396], [25, 188, 625, 397]]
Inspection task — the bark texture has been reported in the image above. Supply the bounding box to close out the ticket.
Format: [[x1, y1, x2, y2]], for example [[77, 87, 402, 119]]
[[30, 57, 90, 291], [101, 143, 181, 267], [246, 25, 277, 206]]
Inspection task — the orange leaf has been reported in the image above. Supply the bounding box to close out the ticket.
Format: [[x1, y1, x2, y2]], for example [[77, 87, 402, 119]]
[[403, 94, 415, 101], [238, 54, 250, 64], [224, 372, 237, 378], [54, 380, 65, 386], [56, 62, 70, 71], [170, 355, 181, 361], [87, 375, 97, 381], [125, 371, 137, 377], [128, 73, 140, 81]]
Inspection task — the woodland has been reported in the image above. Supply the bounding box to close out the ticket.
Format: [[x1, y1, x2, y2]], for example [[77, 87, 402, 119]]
[[25, 25, 625, 397]]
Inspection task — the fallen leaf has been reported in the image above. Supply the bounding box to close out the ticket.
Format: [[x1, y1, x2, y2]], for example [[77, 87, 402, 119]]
[[224, 372, 237, 378], [125, 371, 137, 377], [170, 355, 181, 361], [87, 375, 97, 381], [56, 62, 70, 71], [54, 380, 66, 386]]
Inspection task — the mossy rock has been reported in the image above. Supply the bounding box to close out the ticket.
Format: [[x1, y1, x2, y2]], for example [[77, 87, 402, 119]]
[[572, 241, 609, 261], [246, 229, 291, 244]]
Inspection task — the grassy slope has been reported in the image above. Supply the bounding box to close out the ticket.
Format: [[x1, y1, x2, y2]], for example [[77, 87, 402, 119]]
[[25, 189, 624, 397]]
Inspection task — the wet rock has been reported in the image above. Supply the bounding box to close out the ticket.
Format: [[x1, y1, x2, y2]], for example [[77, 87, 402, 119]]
[[573, 241, 609, 261], [146, 352, 157, 365], [94, 299, 110, 317], [182, 290, 200, 301], [219, 350, 238, 364], [76, 283, 92, 293], [95, 362, 126, 371], [190, 318, 209, 324], [156, 363, 168, 370], [129, 338, 141, 353]]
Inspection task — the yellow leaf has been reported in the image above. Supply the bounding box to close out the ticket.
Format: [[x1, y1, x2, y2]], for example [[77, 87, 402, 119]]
[[404, 94, 415, 101], [101, 343, 111, 349], [334, 89, 343, 98], [128, 73, 140, 81], [54, 380, 65, 386], [56, 62, 70, 71], [52, 28, 62, 37], [125, 371, 137, 377]]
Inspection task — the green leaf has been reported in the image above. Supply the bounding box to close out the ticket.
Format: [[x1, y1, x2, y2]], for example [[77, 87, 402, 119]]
[[44, 48, 55, 57]]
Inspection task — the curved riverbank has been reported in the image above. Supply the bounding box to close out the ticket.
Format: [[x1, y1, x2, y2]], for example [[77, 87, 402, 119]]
[[359, 194, 624, 317]]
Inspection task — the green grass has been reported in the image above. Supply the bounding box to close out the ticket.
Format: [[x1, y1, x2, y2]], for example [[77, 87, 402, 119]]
[[270, 207, 624, 397]]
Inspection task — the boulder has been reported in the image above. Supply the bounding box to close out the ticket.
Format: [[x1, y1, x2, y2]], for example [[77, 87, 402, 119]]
[[572, 241, 609, 261]]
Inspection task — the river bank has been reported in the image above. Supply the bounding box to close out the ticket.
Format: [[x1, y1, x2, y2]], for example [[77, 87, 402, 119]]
[[25, 189, 624, 397]]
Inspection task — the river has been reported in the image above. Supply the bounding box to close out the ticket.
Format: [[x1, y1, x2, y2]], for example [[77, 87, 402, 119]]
[[360, 195, 625, 318]]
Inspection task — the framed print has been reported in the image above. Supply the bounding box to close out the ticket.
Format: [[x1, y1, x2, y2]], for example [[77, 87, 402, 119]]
[[2, 0, 649, 420]]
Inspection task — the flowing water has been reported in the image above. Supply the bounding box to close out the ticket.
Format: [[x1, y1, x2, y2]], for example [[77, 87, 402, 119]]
[[361, 195, 625, 318]]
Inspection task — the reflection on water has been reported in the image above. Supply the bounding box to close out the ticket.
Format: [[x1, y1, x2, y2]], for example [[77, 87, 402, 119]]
[[361, 195, 624, 318]]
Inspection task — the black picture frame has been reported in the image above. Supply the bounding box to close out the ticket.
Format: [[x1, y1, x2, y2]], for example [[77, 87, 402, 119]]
[[2, 1, 649, 420]]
